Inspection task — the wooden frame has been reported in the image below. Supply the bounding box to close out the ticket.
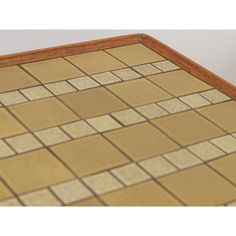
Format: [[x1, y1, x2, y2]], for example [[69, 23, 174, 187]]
[[0, 33, 235, 99]]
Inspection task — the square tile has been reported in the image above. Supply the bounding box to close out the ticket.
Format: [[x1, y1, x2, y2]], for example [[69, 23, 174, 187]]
[[45, 81, 76, 95], [0, 140, 15, 159], [152, 60, 180, 72], [66, 51, 126, 74], [70, 197, 104, 206], [0, 198, 22, 206], [9, 97, 78, 131], [59, 88, 127, 118], [111, 109, 146, 126], [112, 68, 141, 80], [198, 101, 236, 132], [148, 70, 212, 96], [51, 134, 129, 177], [20, 189, 61, 206], [111, 163, 150, 186], [106, 44, 164, 66], [0, 149, 74, 194], [35, 127, 71, 146], [87, 115, 122, 132], [22, 58, 84, 83], [0, 108, 26, 139], [133, 64, 161, 76], [0, 65, 39, 93], [21, 86, 53, 100], [0, 91, 27, 106], [158, 98, 190, 113], [180, 94, 211, 108], [105, 122, 179, 161], [101, 180, 182, 206], [152, 110, 225, 146], [159, 165, 236, 206], [200, 89, 231, 103], [0, 180, 13, 201], [107, 78, 171, 107], [227, 200, 236, 206], [83, 171, 123, 195], [211, 135, 236, 153], [6, 133, 43, 153], [61, 120, 96, 139], [51, 179, 92, 204], [187, 141, 225, 161], [139, 156, 177, 178], [68, 76, 99, 90], [92, 72, 121, 85]]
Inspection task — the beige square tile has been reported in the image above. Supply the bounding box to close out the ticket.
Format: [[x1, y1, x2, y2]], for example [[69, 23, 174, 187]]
[[6, 133, 43, 153], [0, 91, 27, 106], [164, 149, 202, 169], [158, 98, 190, 113], [111, 163, 150, 186], [0, 140, 15, 159], [112, 68, 141, 81], [187, 141, 225, 161], [200, 89, 231, 103], [61, 120, 96, 139], [0, 198, 22, 206], [180, 94, 211, 108], [92, 72, 121, 85], [45, 81, 76, 95], [111, 109, 146, 126], [83, 171, 123, 195], [35, 127, 71, 146], [133, 64, 161, 76], [233, 133, 236, 138], [152, 60, 180, 72], [21, 86, 53, 100], [227, 200, 236, 206], [68, 76, 99, 90], [211, 135, 236, 153], [51, 179, 93, 204], [87, 115, 122, 132], [139, 156, 177, 178], [70, 197, 104, 206], [20, 189, 61, 206]]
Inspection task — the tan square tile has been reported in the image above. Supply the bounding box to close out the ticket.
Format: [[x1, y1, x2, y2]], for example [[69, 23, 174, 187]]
[[200, 89, 231, 103], [83, 171, 123, 195], [0, 140, 15, 159], [111, 163, 150, 186], [159, 165, 236, 206], [133, 64, 161, 76], [61, 120, 96, 139], [158, 98, 190, 113], [22, 58, 83, 83], [59, 88, 127, 118], [106, 44, 164, 66], [9, 98, 78, 131], [112, 68, 141, 81], [152, 110, 225, 146], [68, 76, 99, 90], [139, 156, 177, 178], [51, 179, 92, 204], [111, 109, 146, 126], [101, 180, 182, 206], [6, 133, 43, 153], [21, 86, 53, 100], [0, 198, 22, 206], [70, 197, 104, 206], [66, 51, 126, 74], [187, 141, 225, 161], [45, 81, 76, 95], [0, 149, 74, 194], [35, 127, 71, 146], [211, 135, 236, 153], [148, 70, 212, 96], [198, 101, 236, 132], [0, 108, 26, 139], [105, 122, 179, 161], [107, 78, 171, 106], [51, 134, 129, 177], [152, 60, 180, 72], [0, 65, 39, 93], [0, 91, 27, 106], [180, 94, 211, 108], [92, 72, 121, 85], [87, 115, 122, 132], [20, 189, 61, 206], [0, 180, 13, 201]]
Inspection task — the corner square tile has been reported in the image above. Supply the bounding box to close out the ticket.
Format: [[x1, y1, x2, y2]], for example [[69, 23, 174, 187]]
[[45, 81, 76, 95], [21, 86, 53, 100], [0, 91, 27, 106], [211, 135, 236, 153], [68, 76, 99, 90], [180, 94, 211, 108], [112, 68, 141, 81], [200, 89, 231, 103], [0, 198, 22, 206], [0, 140, 15, 159], [158, 98, 190, 113], [0, 180, 13, 201], [92, 72, 121, 85], [133, 64, 161, 76], [152, 60, 180, 72], [135, 104, 168, 119]]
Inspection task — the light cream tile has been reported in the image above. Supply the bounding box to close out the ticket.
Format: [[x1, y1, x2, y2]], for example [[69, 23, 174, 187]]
[[164, 149, 202, 169], [133, 64, 161, 76], [21, 86, 53, 100], [180, 94, 211, 108], [0, 198, 22, 206], [92, 72, 121, 85], [211, 135, 236, 153], [45, 81, 76, 95], [68, 76, 99, 90], [158, 98, 190, 113], [0, 140, 15, 158], [35, 127, 71, 146], [200, 89, 231, 104], [139, 156, 177, 178], [188, 141, 225, 161], [112, 109, 146, 126], [227, 200, 236, 206], [152, 60, 180, 72], [111, 163, 150, 186], [0, 91, 27, 106], [83, 171, 123, 195], [20, 189, 61, 206], [6, 133, 43, 153], [61, 120, 96, 139], [112, 68, 141, 81], [51, 179, 93, 204]]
